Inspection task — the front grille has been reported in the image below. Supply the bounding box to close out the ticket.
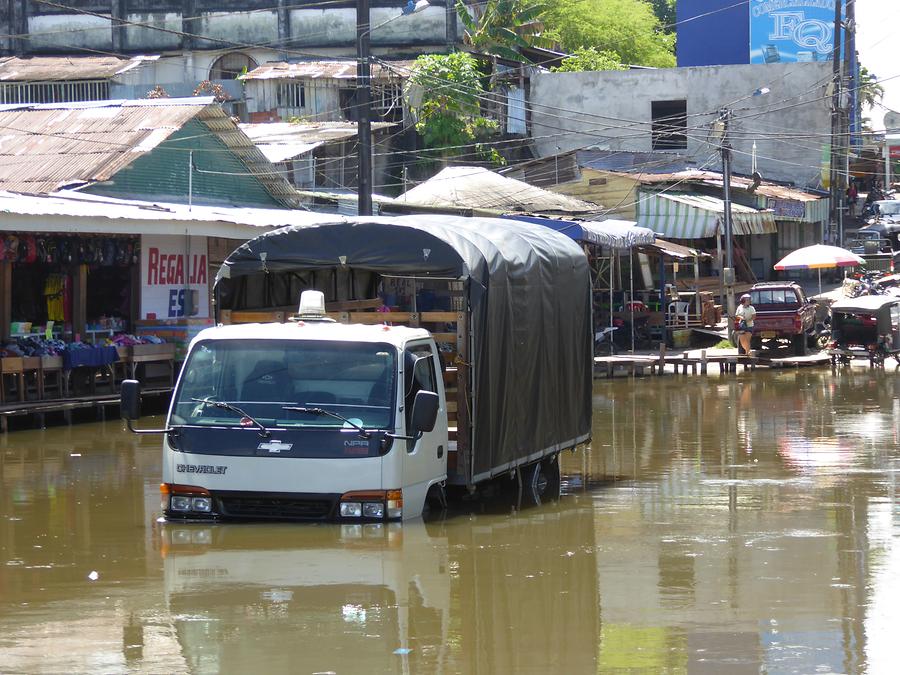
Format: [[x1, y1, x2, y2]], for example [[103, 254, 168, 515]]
[[217, 494, 336, 521]]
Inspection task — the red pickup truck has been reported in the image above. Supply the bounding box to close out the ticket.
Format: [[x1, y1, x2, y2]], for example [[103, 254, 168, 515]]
[[736, 282, 818, 356]]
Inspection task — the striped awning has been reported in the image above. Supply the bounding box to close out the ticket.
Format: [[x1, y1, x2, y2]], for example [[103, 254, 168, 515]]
[[637, 191, 777, 239]]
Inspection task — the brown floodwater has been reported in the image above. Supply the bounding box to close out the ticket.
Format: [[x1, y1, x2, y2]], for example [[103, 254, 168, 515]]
[[1, 368, 898, 674]]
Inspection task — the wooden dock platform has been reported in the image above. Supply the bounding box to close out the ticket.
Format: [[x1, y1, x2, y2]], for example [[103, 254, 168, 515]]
[[0, 387, 173, 432], [594, 348, 832, 378]]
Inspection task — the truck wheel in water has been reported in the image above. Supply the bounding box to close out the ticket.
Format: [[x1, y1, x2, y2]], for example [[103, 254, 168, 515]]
[[423, 483, 447, 518], [523, 456, 561, 506]]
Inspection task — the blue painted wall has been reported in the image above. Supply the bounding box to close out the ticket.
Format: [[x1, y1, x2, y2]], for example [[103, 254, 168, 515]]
[[676, 0, 750, 67]]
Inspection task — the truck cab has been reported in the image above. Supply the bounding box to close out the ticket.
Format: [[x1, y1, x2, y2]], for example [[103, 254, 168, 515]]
[[125, 293, 448, 523]]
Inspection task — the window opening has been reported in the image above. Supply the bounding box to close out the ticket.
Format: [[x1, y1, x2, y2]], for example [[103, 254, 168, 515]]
[[651, 99, 687, 150]]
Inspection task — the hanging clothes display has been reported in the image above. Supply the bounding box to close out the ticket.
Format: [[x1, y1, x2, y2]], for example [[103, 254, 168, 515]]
[[44, 274, 67, 322]]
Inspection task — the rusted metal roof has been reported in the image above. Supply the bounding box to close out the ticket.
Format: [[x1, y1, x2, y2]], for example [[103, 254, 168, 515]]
[[241, 60, 415, 82], [606, 168, 823, 202], [0, 55, 158, 82], [0, 98, 298, 205]]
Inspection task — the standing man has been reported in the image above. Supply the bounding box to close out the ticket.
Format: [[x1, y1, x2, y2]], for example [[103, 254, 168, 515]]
[[735, 293, 756, 355], [847, 180, 859, 218]]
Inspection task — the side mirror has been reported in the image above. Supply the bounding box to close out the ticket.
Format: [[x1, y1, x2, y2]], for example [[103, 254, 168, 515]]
[[120, 379, 142, 421], [410, 390, 439, 433]]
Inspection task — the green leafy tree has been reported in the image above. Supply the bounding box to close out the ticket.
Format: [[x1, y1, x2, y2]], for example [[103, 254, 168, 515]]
[[542, 0, 675, 68], [857, 65, 885, 133], [648, 0, 676, 30], [551, 47, 625, 72], [408, 53, 502, 164], [455, 0, 553, 62], [858, 65, 884, 111]]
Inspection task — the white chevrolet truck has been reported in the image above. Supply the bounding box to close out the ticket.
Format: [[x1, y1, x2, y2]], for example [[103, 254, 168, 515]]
[[122, 215, 593, 522]]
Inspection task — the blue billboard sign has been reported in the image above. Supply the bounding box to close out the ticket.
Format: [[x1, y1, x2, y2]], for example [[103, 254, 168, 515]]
[[749, 1, 843, 64]]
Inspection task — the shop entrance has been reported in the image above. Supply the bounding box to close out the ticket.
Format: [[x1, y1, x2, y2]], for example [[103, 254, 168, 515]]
[[1, 234, 140, 403]]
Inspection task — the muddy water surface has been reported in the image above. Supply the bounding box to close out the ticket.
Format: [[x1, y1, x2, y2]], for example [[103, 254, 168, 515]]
[[1, 369, 898, 673]]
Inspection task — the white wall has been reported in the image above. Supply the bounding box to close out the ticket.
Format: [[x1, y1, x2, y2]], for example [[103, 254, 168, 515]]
[[530, 62, 833, 188]]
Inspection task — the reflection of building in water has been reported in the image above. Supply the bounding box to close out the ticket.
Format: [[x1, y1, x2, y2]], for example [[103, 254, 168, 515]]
[[578, 372, 899, 672], [159, 500, 599, 673]]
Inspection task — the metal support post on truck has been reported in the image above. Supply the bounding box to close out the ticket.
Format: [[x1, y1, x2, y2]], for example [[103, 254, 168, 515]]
[[121, 215, 593, 522]]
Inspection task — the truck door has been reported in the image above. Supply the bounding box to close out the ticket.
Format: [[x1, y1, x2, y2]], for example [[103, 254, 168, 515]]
[[401, 343, 448, 506]]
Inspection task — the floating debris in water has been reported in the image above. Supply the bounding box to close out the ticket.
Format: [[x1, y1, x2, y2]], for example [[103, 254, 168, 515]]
[[87, 570, 99, 581]]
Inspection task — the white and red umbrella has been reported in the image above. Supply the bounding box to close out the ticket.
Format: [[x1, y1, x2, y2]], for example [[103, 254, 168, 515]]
[[774, 244, 864, 271], [774, 244, 865, 294]]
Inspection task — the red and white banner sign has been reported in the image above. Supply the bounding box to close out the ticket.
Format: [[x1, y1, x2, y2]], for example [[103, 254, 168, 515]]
[[141, 235, 209, 319]]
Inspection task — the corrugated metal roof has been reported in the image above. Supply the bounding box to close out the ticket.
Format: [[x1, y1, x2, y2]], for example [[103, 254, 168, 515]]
[[241, 60, 415, 82], [398, 166, 602, 215], [239, 121, 395, 163], [637, 238, 712, 260], [637, 191, 777, 239], [0, 55, 158, 82], [0, 189, 336, 236], [577, 149, 694, 174], [0, 98, 298, 206], [627, 169, 823, 202]]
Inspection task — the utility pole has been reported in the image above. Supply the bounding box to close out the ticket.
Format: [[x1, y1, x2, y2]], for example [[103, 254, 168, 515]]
[[828, 0, 843, 245], [718, 108, 736, 323], [841, 0, 856, 243], [356, 0, 373, 216]]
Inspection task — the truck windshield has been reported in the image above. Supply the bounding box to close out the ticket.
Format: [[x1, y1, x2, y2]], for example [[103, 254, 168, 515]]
[[170, 339, 396, 430]]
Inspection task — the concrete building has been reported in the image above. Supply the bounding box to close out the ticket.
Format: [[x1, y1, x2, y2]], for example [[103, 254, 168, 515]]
[[241, 59, 412, 123], [0, 0, 456, 116], [529, 62, 833, 189]]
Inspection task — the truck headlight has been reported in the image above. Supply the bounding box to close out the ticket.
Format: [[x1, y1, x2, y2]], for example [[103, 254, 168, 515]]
[[363, 502, 385, 519], [191, 497, 212, 513], [170, 495, 192, 512], [340, 502, 362, 518]]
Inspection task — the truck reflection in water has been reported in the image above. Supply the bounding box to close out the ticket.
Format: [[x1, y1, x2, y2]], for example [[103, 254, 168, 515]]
[[159, 497, 599, 674]]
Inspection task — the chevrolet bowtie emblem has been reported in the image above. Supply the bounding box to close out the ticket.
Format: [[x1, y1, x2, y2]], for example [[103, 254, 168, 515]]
[[258, 441, 293, 453]]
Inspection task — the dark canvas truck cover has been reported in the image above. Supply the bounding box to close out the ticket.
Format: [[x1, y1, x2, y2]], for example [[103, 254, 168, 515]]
[[214, 215, 593, 485]]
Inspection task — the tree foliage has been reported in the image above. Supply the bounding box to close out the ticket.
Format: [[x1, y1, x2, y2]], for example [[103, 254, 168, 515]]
[[455, 0, 553, 62], [551, 47, 625, 72], [648, 0, 675, 30], [408, 53, 502, 164], [858, 66, 883, 111], [542, 0, 675, 68]]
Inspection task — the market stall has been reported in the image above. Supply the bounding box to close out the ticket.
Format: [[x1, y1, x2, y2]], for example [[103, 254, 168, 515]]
[[0, 232, 177, 402]]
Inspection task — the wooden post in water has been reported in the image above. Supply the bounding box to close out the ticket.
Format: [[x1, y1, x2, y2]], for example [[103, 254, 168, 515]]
[[700, 349, 707, 374], [657, 342, 666, 375]]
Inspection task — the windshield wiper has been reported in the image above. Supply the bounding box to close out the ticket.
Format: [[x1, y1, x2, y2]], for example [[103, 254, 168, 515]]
[[190, 397, 271, 438], [281, 406, 372, 439]]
